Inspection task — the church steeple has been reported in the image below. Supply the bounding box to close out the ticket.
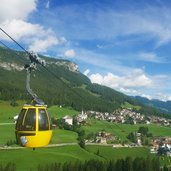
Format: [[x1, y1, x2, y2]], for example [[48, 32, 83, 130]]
[[81, 108, 84, 115]]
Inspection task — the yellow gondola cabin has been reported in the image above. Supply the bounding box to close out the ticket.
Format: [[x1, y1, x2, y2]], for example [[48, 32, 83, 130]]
[[15, 104, 52, 148]]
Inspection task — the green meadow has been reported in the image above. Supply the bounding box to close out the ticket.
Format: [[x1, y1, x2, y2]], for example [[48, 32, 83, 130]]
[[86, 145, 150, 160], [0, 145, 170, 171], [48, 105, 79, 119], [0, 100, 79, 123], [83, 119, 171, 142], [51, 129, 78, 144], [0, 124, 78, 146], [121, 102, 142, 110], [0, 124, 15, 145], [0, 145, 101, 171], [0, 100, 25, 123], [0, 101, 171, 170], [0, 101, 79, 146]]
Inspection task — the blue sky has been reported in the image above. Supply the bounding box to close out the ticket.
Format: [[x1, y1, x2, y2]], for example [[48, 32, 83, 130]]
[[1, 0, 171, 101]]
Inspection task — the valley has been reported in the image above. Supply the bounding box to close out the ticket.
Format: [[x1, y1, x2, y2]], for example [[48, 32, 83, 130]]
[[0, 101, 171, 170]]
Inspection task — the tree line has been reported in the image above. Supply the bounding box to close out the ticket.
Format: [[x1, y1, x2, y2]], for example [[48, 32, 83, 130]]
[[37, 157, 169, 171], [1, 157, 170, 171]]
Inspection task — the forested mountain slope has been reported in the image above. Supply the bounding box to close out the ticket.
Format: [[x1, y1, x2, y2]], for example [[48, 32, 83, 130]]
[[0, 46, 170, 118], [134, 96, 171, 114]]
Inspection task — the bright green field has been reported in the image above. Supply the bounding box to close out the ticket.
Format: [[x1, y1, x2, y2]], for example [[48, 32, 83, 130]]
[[0, 101, 171, 170], [121, 102, 141, 110], [0, 100, 25, 123], [0, 124, 78, 146], [0, 145, 102, 171], [48, 105, 79, 119], [0, 100, 79, 123], [1, 145, 170, 171], [83, 119, 171, 142], [51, 129, 78, 144], [0, 124, 15, 145], [86, 145, 150, 160], [0, 101, 79, 146]]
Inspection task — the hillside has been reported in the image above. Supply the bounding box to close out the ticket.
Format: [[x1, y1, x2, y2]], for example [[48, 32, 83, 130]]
[[0, 101, 170, 170], [134, 96, 171, 114], [0, 46, 170, 117]]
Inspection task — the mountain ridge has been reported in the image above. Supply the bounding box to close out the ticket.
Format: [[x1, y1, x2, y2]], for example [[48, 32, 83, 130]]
[[0, 46, 170, 118], [134, 96, 171, 114]]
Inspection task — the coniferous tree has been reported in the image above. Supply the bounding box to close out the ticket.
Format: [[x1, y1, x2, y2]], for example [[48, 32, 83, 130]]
[[124, 157, 133, 171], [115, 159, 124, 171], [107, 160, 116, 171]]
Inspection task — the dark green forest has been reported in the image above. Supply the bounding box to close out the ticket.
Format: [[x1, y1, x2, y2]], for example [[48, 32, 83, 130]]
[[1, 157, 169, 171], [0, 46, 170, 118]]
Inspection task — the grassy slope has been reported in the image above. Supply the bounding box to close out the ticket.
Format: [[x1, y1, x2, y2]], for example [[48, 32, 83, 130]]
[[0, 100, 25, 123], [1, 101, 170, 145], [0, 101, 79, 146], [86, 145, 171, 167], [0, 101, 171, 170], [0, 124, 15, 145], [83, 119, 171, 142], [51, 129, 78, 144], [0, 145, 102, 171], [0, 100, 79, 123], [0, 124, 78, 146], [0, 145, 170, 171], [86, 145, 150, 160], [48, 105, 79, 119], [121, 102, 141, 110]]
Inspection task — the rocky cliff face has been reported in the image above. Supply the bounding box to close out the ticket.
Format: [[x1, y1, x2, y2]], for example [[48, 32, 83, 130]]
[[0, 47, 78, 73], [68, 62, 78, 72], [0, 61, 23, 71], [47, 60, 78, 72]]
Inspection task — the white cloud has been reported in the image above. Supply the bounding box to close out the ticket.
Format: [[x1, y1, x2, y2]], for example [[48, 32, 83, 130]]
[[59, 37, 67, 44], [140, 94, 152, 100], [119, 88, 138, 95], [88, 70, 160, 100], [54, 4, 171, 46], [124, 69, 152, 88], [72, 48, 133, 75], [64, 49, 76, 57], [138, 52, 162, 63], [153, 93, 171, 102], [46, 1, 50, 9], [0, 0, 36, 23], [0, 19, 44, 41], [117, 9, 171, 46], [28, 36, 58, 52], [0, 19, 61, 52], [119, 88, 153, 100], [83, 69, 90, 76], [89, 69, 152, 90], [87, 68, 171, 101], [89, 73, 104, 85], [0, 0, 62, 53]]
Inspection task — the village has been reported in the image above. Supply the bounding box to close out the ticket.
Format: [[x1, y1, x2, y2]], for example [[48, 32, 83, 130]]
[[62, 107, 171, 156], [63, 108, 171, 127], [87, 108, 171, 126]]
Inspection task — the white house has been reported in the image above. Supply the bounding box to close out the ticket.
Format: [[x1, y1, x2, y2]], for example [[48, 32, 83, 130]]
[[146, 120, 151, 124], [13, 115, 18, 123], [63, 115, 73, 125]]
